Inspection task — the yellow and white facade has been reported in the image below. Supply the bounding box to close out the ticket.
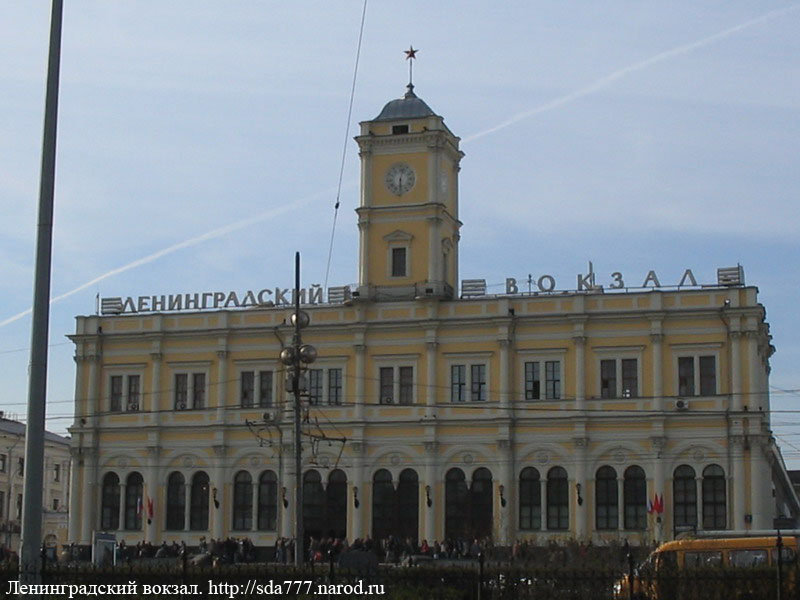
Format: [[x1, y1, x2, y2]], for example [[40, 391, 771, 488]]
[[68, 85, 798, 551]]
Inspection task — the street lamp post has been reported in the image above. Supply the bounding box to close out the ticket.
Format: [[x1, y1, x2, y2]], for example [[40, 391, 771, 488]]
[[279, 252, 316, 567]]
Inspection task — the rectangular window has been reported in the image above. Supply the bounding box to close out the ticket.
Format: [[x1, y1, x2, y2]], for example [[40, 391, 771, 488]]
[[327, 368, 342, 405], [524, 362, 540, 400], [110, 375, 123, 412], [16, 494, 22, 518], [241, 371, 255, 408], [127, 375, 140, 410], [54, 463, 60, 482], [309, 369, 323, 405], [391, 247, 407, 277], [18, 458, 24, 476], [545, 361, 561, 400], [399, 366, 413, 405], [699, 356, 716, 396], [0, 491, 4, 518], [600, 360, 616, 399], [192, 373, 205, 409], [471, 364, 487, 402], [174, 374, 188, 410], [379, 367, 394, 403], [678, 357, 694, 396], [53, 498, 60, 511], [621, 359, 638, 398], [451, 365, 466, 402], [0, 454, 6, 473], [259, 370, 273, 407]]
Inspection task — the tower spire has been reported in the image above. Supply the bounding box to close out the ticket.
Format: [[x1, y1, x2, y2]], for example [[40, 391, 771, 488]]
[[404, 46, 418, 90]]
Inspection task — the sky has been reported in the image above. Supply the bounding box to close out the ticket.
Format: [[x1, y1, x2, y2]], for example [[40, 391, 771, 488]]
[[1, 2, 799, 463]]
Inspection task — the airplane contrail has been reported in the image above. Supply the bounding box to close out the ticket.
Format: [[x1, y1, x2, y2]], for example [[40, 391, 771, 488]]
[[462, 4, 800, 144], [0, 188, 335, 328]]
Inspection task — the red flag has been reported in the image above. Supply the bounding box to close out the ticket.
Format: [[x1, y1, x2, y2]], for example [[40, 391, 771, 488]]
[[146, 497, 154, 518]]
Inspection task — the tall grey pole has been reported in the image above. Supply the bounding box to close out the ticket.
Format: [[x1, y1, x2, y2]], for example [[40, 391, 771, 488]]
[[21, 0, 63, 584], [293, 252, 304, 566]]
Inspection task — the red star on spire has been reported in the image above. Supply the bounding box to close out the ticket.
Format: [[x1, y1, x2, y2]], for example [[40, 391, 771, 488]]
[[404, 46, 418, 60]]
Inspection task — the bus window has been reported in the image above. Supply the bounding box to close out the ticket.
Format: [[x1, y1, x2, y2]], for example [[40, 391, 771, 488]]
[[771, 547, 796, 564], [684, 551, 722, 568], [730, 549, 767, 568], [657, 551, 677, 569]]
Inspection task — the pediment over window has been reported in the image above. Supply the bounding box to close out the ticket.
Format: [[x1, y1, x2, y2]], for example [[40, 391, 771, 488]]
[[383, 229, 414, 242]]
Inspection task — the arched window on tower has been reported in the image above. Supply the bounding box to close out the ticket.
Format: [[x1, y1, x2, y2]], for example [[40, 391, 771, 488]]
[[595, 466, 618, 530], [233, 471, 253, 530], [101, 472, 120, 531], [519, 467, 541, 531], [623, 466, 647, 530], [258, 470, 278, 531], [702, 464, 726, 529], [673, 465, 697, 529], [124, 472, 143, 530], [445, 468, 469, 540], [166, 472, 185, 530], [190, 471, 210, 531]]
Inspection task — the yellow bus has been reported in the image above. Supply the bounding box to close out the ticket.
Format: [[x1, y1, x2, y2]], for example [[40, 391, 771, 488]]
[[614, 531, 799, 600]]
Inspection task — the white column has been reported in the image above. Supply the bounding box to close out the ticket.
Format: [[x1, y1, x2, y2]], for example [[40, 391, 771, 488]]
[[750, 438, 770, 529], [146, 446, 159, 543], [499, 339, 510, 408], [150, 352, 162, 424], [617, 477, 625, 532], [280, 449, 293, 538], [574, 336, 586, 411], [251, 479, 259, 532], [426, 342, 438, 408], [67, 447, 81, 543], [118, 483, 127, 532], [350, 444, 365, 540], [652, 439, 665, 542], [184, 482, 192, 532], [216, 350, 228, 421], [424, 442, 437, 542], [574, 439, 588, 540], [730, 332, 742, 411], [213, 446, 225, 540], [498, 441, 513, 545], [354, 345, 365, 420], [731, 436, 746, 530], [80, 448, 96, 545], [651, 333, 664, 411], [357, 221, 369, 287]]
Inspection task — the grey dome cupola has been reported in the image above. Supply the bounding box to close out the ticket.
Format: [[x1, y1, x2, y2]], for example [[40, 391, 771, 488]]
[[374, 84, 436, 121]]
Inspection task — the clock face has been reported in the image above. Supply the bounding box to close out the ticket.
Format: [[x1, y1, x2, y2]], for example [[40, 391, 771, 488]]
[[385, 163, 416, 196]]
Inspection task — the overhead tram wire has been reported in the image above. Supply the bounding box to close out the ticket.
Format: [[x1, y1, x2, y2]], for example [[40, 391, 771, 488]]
[[323, 0, 368, 292]]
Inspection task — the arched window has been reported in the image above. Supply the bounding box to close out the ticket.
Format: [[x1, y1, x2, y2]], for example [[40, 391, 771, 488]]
[[397, 469, 419, 543], [445, 468, 469, 540], [471, 468, 493, 539], [190, 471, 210, 531], [546, 467, 568, 530], [623, 466, 646, 530], [124, 472, 144, 530], [101, 473, 120, 530], [673, 465, 696, 529], [258, 471, 278, 531], [519, 467, 541, 531], [326, 469, 348, 538], [303, 470, 326, 540], [166, 472, 185, 530], [233, 471, 253, 530], [595, 466, 618, 530], [372, 469, 396, 542], [702, 464, 726, 529]]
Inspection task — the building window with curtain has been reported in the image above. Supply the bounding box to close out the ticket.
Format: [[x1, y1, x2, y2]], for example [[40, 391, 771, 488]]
[[702, 464, 727, 529], [166, 472, 185, 530], [673, 465, 697, 529], [595, 466, 618, 530], [233, 471, 253, 530], [258, 471, 278, 531], [124, 472, 144, 530], [101, 472, 120, 530], [546, 467, 569, 530], [519, 467, 541, 531]]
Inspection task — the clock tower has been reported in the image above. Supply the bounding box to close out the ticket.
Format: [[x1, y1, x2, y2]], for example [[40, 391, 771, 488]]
[[355, 84, 463, 301]]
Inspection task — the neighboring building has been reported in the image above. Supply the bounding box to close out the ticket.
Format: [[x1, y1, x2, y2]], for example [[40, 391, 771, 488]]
[[67, 84, 799, 552], [0, 414, 71, 553]]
